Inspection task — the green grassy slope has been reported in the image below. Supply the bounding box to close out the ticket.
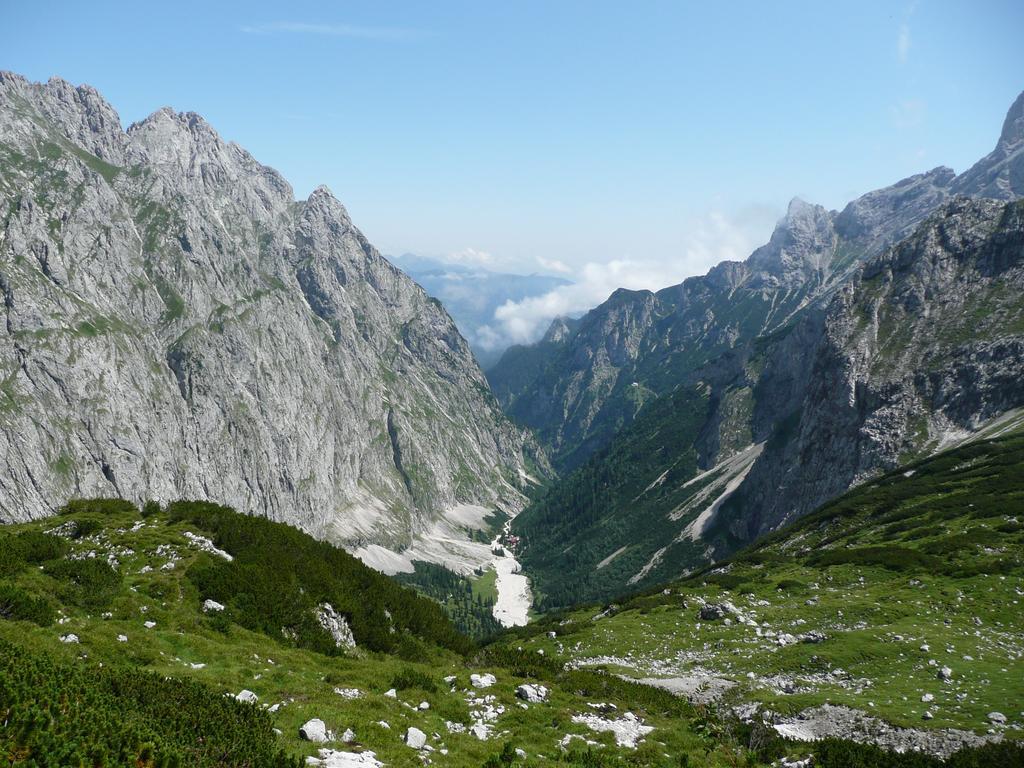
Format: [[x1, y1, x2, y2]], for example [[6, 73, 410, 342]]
[[0, 498, 785, 768], [498, 431, 1024, 739], [512, 384, 714, 609]]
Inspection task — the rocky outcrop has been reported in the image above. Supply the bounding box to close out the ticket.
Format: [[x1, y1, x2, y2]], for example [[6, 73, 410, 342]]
[[951, 90, 1024, 200], [729, 198, 1024, 539], [508, 92, 1024, 603], [490, 173, 959, 472], [0, 72, 532, 550], [490, 94, 1023, 478]]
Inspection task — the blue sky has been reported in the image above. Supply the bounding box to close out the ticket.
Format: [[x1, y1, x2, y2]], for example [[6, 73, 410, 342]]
[[3, 1, 1023, 343]]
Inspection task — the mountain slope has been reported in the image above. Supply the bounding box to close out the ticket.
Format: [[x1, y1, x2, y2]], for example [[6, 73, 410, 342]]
[[716, 197, 1024, 543], [512, 197, 1024, 607], [490, 92, 1024, 478], [499, 430, 1024, 755], [0, 72, 532, 552], [489, 168, 957, 473], [0, 497, 802, 768]]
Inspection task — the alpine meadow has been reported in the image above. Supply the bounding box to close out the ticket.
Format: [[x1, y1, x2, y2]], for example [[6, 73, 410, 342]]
[[0, 3, 1022, 767]]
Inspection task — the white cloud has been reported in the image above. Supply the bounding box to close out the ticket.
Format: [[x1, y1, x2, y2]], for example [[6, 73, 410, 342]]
[[446, 247, 495, 267], [897, 24, 911, 63], [535, 256, 572, 274], [241, 21, 424, 40], [474, 209, 775, 351], [896, 1, 918, 64]]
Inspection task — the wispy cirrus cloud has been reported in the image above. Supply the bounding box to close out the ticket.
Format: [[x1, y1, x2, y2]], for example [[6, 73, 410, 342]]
[[896, 0, 918, 64], [897, 24, 911, 63], [241, 21, 426, 41]]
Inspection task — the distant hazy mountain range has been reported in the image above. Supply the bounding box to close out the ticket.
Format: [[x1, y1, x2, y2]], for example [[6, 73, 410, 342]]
[[390, 253, 572, 369]]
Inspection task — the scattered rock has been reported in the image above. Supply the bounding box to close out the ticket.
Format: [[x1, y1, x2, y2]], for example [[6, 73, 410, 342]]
[[59, 633, 79, 644], [771, 704, 999, 759], [404, 726, 427, 749], [938, 666, 954, 681], [515, 683, 549, 703], [384, 688, 397, 698], [570, 712, 653, 749], [235, 690, 259, 704], [300, 718, 330, 743], [988, 712, 1007, 725], [183, 532, 233, 561], [305, 749, 383, 767], [470, 673, 496, 688], [315, 603, 356, 649], [699, 604, 727, 621], [202, 599, 225, 613]]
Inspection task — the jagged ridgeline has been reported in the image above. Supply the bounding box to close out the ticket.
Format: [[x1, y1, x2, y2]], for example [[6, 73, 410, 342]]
[[502, 91, 1024, 608], [0, 72, 535, 552]]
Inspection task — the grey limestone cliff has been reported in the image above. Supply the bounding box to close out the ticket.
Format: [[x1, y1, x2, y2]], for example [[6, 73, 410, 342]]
[[0, 72, 534, 551]]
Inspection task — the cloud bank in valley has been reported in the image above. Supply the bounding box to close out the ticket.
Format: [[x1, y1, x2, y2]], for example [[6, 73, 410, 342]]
[[475, 207, 779, 352]]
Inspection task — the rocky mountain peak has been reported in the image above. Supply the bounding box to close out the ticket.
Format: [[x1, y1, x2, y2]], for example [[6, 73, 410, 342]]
[[950, 90, 1024, 201], [541, 316, 575, 344], [746, 197, 835, 284], [0, 72, 128, 164], [0, 72, 532, 553], [305, 184, 351, 220], [997, 90, 1024, 149]]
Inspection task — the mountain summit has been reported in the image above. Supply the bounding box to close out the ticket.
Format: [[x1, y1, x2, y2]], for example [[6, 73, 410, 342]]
[[0, 72, 533, 551]]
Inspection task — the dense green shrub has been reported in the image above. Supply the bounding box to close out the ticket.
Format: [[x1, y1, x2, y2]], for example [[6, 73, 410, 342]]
[[44, 558, 121, 609], [166, 500, 473, 655], [775, 579, 805, 591], [69, 517, 104, 539], [14, 530, 69, 562], [813, 737, 1024, 768], [59, 498, 138, 518], [0, 582, 55, 625], [808, 546, 940, 572], [0, 530, 68, 577], [921, 527, 1000, 554], [0, 637, 299, 767], [703, 573, 747, 590], [390, 666, 438, 693]]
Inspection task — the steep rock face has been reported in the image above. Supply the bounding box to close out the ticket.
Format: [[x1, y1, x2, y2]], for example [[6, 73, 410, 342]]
[[951, 90, 1024, 200], [0, 73, 531, 549], [514, 198, 1024, 607], [492, 93, 1024, 474], [490, 167, 959, 472], [508, 92, 1024, 605], [727, 198, 1024, 540]]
